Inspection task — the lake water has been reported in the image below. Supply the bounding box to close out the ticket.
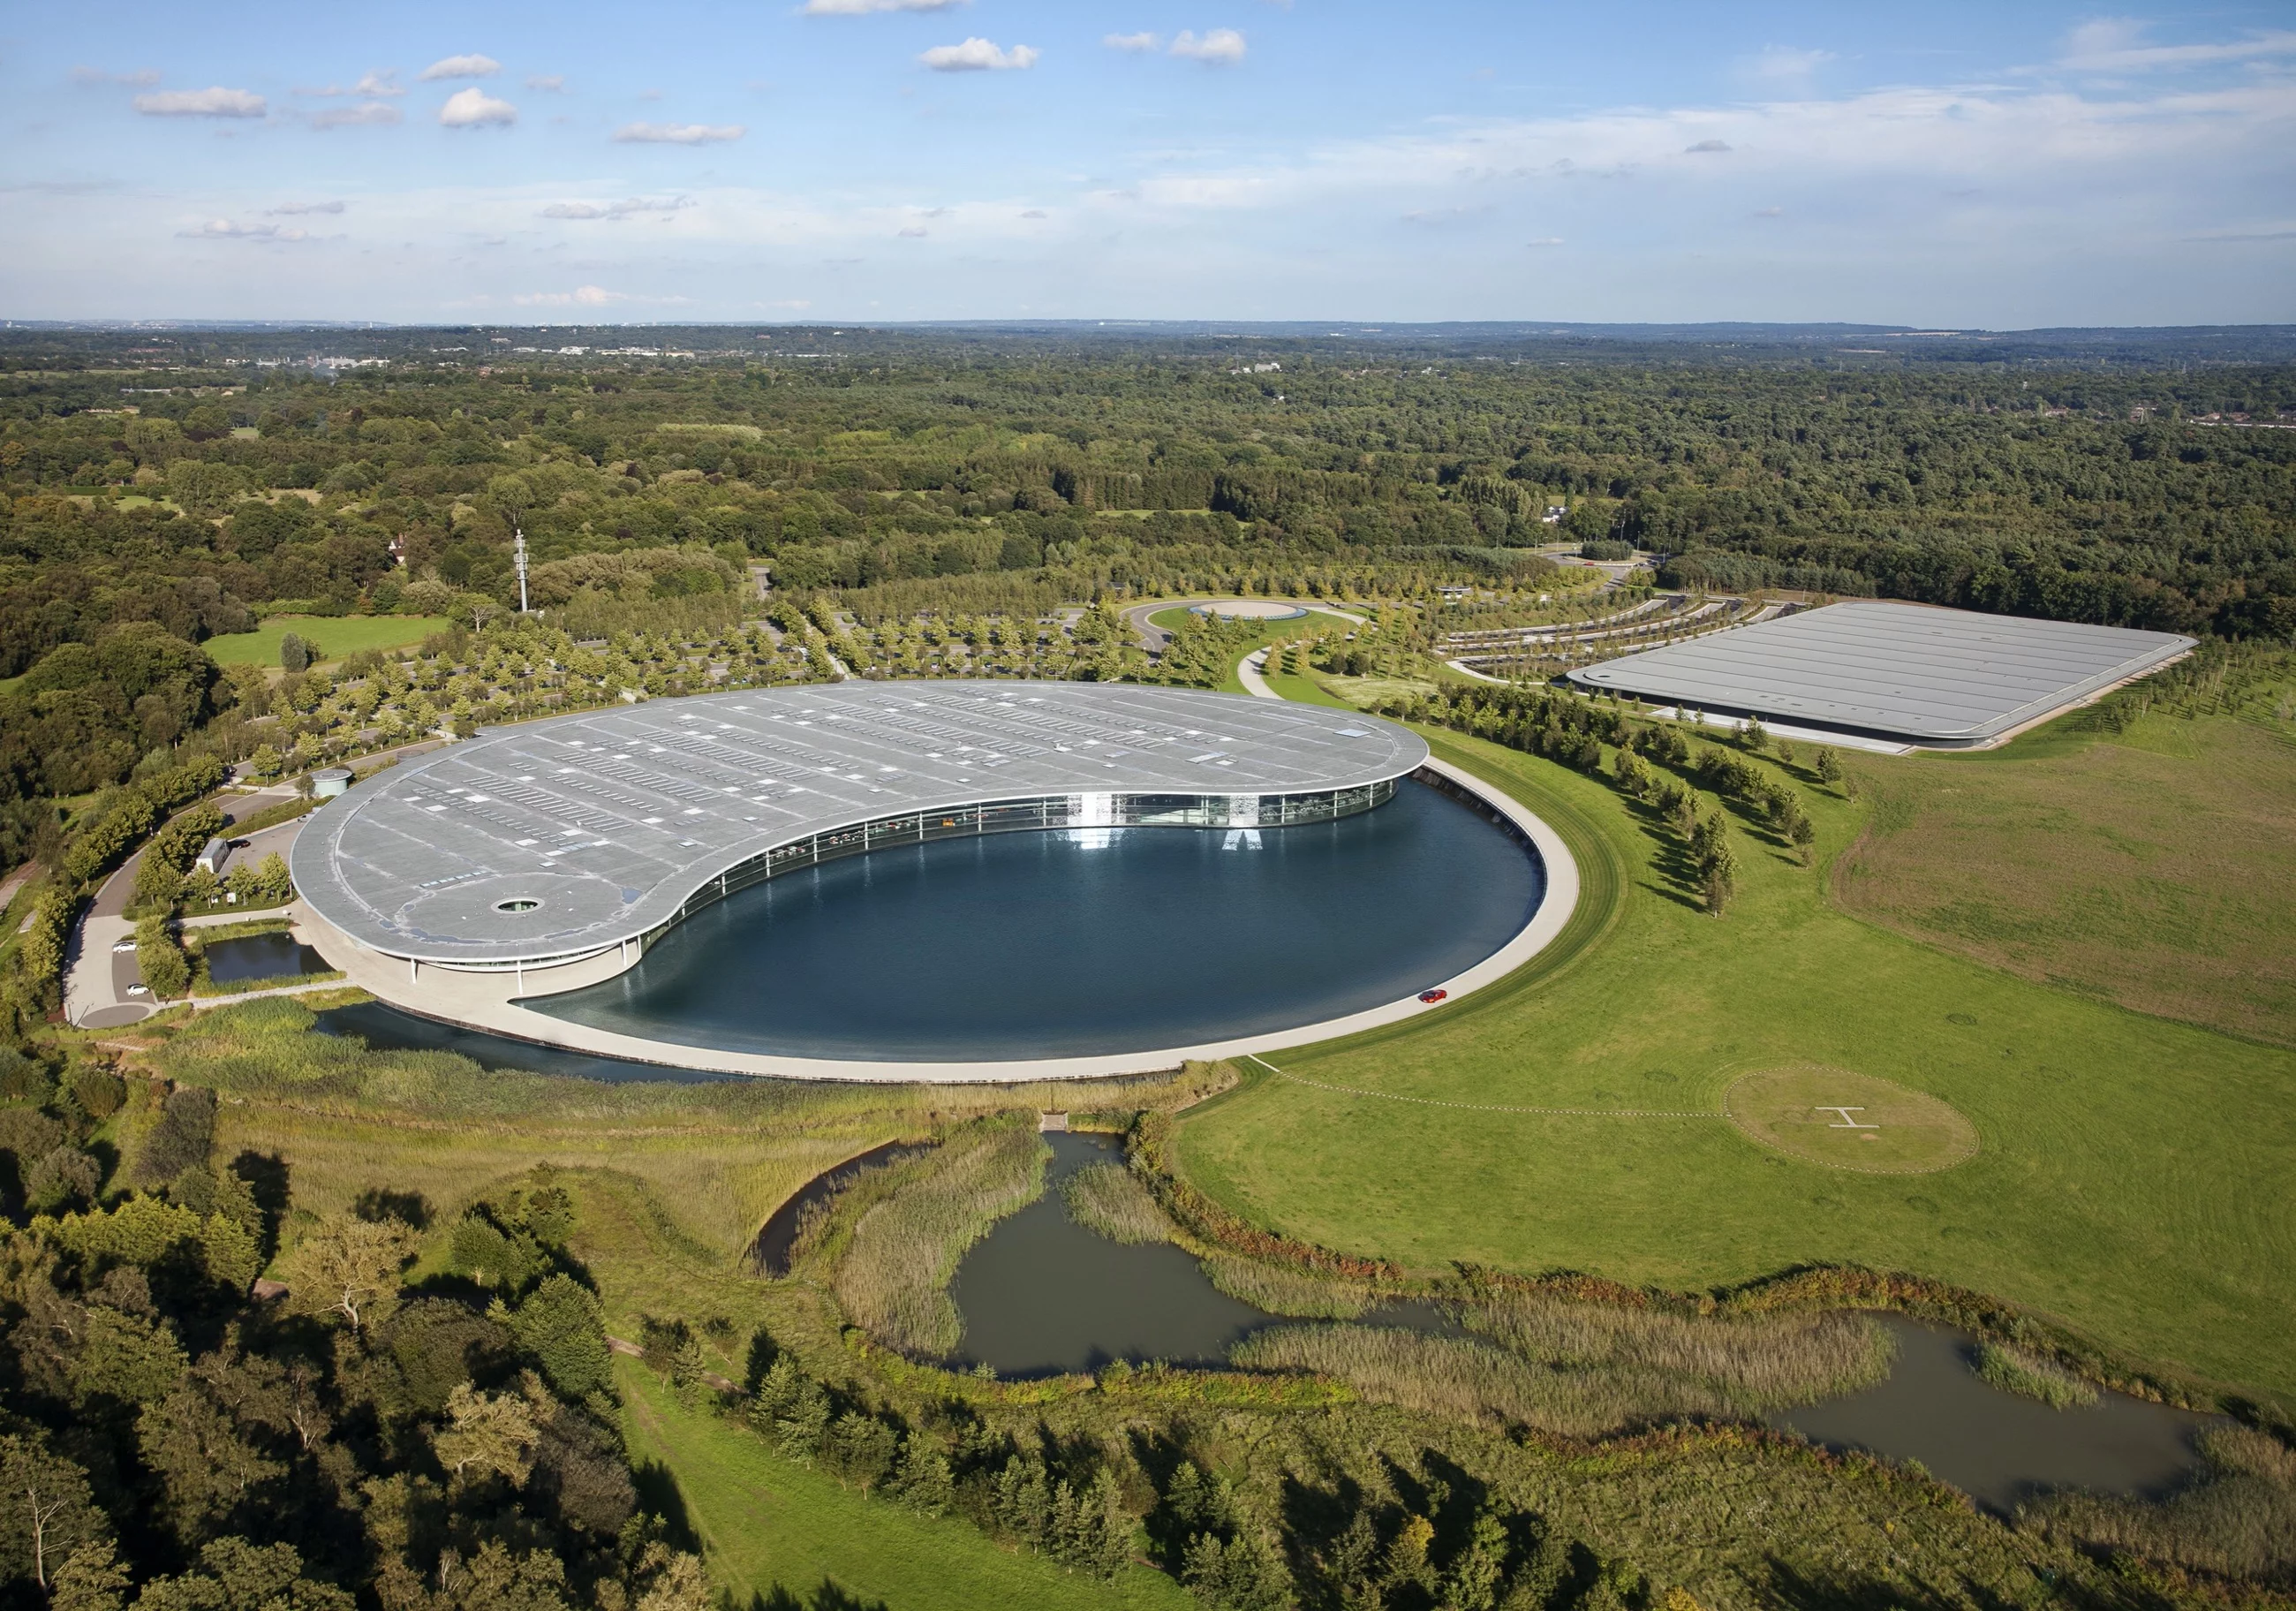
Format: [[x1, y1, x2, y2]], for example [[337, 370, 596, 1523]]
[[949, 1131, 1457, 1376], [1771, 1317, 2217, 1512], [529, 778, 1542, 1061], [933, 1136, 2216, 1509], [202, 932, 331, 984]]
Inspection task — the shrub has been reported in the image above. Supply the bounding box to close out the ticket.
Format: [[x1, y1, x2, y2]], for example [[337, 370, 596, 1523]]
[[1974, 1341, 2098, 1409]]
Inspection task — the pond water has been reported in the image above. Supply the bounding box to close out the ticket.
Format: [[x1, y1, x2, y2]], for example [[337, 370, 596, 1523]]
[[530, 778, 1541, 1061], [312, 1001, 737, 1085], [751, 1139, 930, 1275], [933, 1138, 2216, 1509], [1770, 1317, 2218, 1513], [202, 932, 331, 984], [948, 1131, 1457, 1377]]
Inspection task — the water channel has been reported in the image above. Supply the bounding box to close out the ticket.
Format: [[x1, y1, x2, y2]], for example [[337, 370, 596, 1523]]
[[529, 778, 1541, 1061], [938, 1133, 2217, 1513]]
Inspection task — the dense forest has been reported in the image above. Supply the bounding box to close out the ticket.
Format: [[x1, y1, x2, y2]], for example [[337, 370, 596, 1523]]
[[0, 322, 2290, 856]]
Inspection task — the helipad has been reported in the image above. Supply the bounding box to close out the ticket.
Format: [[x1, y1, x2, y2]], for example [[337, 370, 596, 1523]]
[[291, 682, 1428, 972]]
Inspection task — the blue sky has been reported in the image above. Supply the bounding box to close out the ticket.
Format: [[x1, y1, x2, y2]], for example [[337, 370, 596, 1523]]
[[4, 1, 2292, 325]]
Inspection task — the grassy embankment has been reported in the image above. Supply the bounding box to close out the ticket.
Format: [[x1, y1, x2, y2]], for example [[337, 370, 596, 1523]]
[[1171, 709, 2296, 1405], [198, 613, 453, 667]]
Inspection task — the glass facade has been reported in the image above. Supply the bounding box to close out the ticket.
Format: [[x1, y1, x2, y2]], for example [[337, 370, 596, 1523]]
[[659, 778, 1400, 935]]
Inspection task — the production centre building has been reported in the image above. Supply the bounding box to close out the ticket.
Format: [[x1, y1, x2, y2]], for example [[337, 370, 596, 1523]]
[[1567, 600, 2194, 749], [291, 681, 1431, 983]]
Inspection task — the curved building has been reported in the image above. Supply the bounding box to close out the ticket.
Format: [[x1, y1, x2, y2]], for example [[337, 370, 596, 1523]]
[[293, 681, 1429, 982]]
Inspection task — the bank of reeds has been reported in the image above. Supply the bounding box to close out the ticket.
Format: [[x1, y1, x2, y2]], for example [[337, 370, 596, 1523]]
[[1234, 1296, 1893, 1439], [1201, 1255, 1378, 1319], [831, 1123, 1047, 1359], [1232, 1324, 1744, 1438], [1463, 1290, 1893, 1411], [1060, 1161, 1174, 1245], [1975, 1341, 2098, 1410], [2024, 1426, 2296, 1585]]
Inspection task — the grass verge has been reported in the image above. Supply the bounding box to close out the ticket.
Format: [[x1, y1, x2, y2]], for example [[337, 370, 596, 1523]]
[[199, 614, 453, 667]]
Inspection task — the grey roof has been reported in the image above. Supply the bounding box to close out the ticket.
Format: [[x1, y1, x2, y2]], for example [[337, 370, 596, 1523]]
[[1567, 601, 2193, 743], [292, 681, 1427, 964]]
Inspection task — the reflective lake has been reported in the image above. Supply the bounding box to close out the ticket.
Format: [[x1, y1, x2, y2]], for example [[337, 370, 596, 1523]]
[[529, 778, 1542, 1061]]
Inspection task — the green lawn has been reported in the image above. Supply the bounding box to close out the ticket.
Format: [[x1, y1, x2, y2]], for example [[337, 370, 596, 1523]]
[[200, 614, 452, 667], [619, 1365, 1190, 1611], [1172, 723, 2296, 1405]]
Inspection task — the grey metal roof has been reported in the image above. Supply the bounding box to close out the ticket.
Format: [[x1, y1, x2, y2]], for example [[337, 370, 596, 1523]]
[[1567, 601, 2193, 743], [292, 681, 1427, 964]]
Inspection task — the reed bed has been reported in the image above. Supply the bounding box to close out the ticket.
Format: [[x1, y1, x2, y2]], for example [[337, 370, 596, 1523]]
[[1463, 1291, 1893, 1411], [1232, 1324, 1742, 1438], [1974, 1341, 2099, 1409], [1201, 1255, 1378, 1319], [2024, 1426, 2296, 1583], [831, 1124, 1047, 1359], [1059, 1161, 1174, 1244]]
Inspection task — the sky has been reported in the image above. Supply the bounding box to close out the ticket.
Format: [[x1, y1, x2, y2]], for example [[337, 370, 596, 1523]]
[[3, 1, 2292, 327]]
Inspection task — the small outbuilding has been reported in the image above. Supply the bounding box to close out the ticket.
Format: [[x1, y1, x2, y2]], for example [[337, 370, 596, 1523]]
[[195, 837, 231, 877], [310, 768, 353, 798]]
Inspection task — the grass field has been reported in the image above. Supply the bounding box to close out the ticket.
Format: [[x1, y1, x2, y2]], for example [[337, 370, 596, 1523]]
[[199, 614, 453, 667], [618, 1365, 1189, 1611], [1835, 710, 2296, 1048], [1170, 722, 2296, 1405]]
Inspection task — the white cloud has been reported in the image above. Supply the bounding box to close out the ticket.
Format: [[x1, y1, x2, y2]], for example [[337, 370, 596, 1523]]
[[421, 54, 502, 80], [177, 219, 308, 241], [804, 0, 965, 11], [300, 71, 404, 98], [313, 102, 404, 129], [72, 67, 161, 87], [614, 122, 747, 144], [540, 196, 695, 219], [1525, 237, 1565, 247], [1744, 46, 1834, 81], [134, 87, 266, 117], [920, 37, 1038, 72], [1105, 32, 1160, 52], [268, 200, 346, 215], [2059, 19, 2296, 72], [1170, 28, 1247, 64], [1685, 139, 1731, 153], [898, 226, 928, 237], [511, 284, 690, 306], [1021, 208, 1048, 218], [525, 74, 566, 91], [439, 88, 517, 126]]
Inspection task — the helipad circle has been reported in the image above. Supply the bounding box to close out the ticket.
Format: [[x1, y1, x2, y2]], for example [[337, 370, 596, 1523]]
[[1723, 1064, 1978, 1174]]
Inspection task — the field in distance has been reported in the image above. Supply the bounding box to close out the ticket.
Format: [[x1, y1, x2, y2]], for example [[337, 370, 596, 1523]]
[[199, 613, 452, 667]]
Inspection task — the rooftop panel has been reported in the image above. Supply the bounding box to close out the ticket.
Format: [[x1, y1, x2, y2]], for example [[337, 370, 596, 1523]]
[[292, 681, 1427, 964], [1567, 601, 2193, 742]]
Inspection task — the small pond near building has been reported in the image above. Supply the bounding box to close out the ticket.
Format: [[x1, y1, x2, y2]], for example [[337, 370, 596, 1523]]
[[201, 932, 331, 984]]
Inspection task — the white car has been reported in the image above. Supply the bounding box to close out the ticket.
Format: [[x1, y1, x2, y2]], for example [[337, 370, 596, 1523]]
[[114, 940, 140, 953], [125, 983, 150, 997]]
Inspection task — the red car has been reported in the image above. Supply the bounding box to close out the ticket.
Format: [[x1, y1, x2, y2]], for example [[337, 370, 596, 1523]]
[[1418, 988, 1447, 1003]]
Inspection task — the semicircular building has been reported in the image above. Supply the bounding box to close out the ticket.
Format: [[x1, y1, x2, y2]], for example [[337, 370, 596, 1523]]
[[293, 681, 1430, 982]]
